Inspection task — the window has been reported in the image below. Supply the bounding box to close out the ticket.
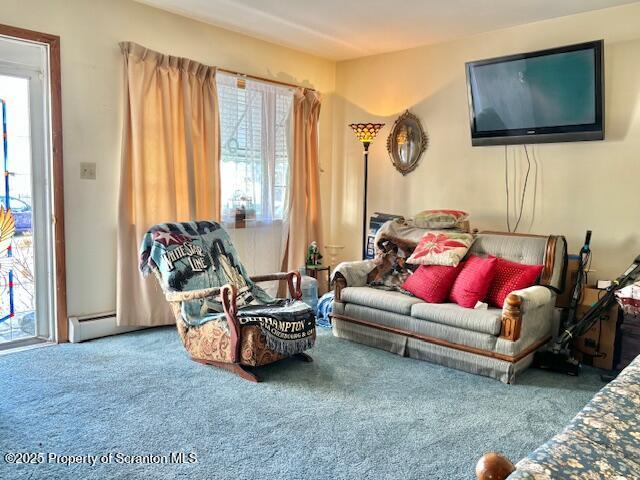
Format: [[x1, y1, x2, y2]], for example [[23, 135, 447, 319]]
[[217, 72, 293, 226]]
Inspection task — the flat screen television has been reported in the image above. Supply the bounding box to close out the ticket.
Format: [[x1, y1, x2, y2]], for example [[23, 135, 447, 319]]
[[465, 40, 604, 146]]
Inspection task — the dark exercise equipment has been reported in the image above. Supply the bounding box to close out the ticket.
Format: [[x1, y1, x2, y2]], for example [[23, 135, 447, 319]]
[[534, 231, 640, 376]]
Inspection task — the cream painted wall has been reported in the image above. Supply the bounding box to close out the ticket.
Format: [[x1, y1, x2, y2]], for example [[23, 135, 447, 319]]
[[0, 0, 335, 316], [331, 3, 640, 281]]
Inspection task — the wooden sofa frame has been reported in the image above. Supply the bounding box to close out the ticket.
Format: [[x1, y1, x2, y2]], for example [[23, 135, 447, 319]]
[[331, 233, 562, 365], [166, 271, 312, 382]]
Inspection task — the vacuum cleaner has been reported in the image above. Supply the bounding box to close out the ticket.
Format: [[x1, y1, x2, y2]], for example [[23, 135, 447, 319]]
[[533, 231, 640, 375]]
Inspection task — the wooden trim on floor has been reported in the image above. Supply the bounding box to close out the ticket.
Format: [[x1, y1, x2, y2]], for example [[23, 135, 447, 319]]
[[330, 313, 550, 363], [0, 24, 67, 342]]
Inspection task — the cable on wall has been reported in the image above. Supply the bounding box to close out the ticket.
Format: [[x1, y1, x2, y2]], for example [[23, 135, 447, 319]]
[[512, 144, 532, 232], [527, 145, 540, 232], [504, 144, 536, 233], [504, 145, 511, 232]]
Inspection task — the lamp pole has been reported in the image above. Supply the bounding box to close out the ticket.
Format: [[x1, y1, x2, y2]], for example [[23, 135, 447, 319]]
[[349, 123, 384, 260], [362, 141, 370, 260]]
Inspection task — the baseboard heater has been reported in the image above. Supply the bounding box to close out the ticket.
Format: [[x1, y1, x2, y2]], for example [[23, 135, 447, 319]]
[[68, 312, 149, 343]]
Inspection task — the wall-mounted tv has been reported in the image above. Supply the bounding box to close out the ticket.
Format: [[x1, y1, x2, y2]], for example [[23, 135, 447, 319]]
[[465, 40, 604, 146]]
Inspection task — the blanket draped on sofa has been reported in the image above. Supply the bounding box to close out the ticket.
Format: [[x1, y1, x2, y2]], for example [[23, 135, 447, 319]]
[[139, 221, 315, 355], [332, 218, 461, 290]]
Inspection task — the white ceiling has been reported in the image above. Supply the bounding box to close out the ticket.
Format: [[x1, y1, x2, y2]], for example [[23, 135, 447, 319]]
[[136, 0, 637, 60]]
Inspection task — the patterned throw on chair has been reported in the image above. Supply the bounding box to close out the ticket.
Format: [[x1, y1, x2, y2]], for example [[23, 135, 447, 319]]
[[139, 221, 315, 355]]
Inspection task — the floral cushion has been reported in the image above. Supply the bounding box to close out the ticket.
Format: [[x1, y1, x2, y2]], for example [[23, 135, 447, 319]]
[[413, 209, 468, 229], [508, 354, 640, 479], [406, 231, 474, 267]]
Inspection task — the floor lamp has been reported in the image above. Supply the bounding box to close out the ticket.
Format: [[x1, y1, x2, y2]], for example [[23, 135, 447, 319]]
[[349, 123, 384, 259]]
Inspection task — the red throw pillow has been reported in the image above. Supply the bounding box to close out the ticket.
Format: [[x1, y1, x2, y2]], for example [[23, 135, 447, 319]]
[[401, 264, 463, 303], [449, 255, 497, 308], [486, 258, 544, 308]]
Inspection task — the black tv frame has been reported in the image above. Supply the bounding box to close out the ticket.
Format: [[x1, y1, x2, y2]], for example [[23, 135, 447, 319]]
[[465, 40, 604, 146]]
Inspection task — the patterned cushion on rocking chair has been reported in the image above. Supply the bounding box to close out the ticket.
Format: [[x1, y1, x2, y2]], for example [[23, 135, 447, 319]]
[[175, 319, 289, 367]]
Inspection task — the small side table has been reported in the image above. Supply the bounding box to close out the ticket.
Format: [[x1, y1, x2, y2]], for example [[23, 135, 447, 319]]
[[305, 265, 331, 295]]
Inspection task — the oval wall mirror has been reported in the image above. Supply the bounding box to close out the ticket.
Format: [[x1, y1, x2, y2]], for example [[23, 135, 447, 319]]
[[386, 110, 428, 176]]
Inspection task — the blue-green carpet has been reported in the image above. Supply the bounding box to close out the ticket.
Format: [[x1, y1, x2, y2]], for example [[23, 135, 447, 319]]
[[0, 327, 605, 479]]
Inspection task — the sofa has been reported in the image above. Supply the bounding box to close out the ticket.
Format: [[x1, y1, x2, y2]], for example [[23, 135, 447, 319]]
[[331, 232, 567, 383], [476, 353, 640, 479]]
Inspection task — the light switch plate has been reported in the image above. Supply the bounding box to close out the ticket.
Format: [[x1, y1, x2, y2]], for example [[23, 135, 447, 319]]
[[80, 162, 96, 180]]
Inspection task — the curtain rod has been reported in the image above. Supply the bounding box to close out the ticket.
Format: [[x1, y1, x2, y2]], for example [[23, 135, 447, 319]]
[[217, 67, 316, 92]]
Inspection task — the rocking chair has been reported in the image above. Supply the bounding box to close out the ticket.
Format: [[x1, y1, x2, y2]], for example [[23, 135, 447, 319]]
[[139, 221, 316, 382]]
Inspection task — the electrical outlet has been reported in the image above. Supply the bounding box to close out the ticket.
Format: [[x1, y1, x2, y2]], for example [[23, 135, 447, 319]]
[[80, 162, 96, 180]]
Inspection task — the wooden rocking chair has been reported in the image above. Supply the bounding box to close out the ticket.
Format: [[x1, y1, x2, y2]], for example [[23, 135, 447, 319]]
[[163, 271, 314, 382], [140, 221, 316, 383]]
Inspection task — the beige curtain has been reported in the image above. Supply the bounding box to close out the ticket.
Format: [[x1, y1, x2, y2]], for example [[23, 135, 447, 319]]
[[280, 89, 323, 276], [117, 42, 220, 326]]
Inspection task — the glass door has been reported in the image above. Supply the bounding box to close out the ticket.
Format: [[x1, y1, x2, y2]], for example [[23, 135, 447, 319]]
[[0, 36, 55, 348]]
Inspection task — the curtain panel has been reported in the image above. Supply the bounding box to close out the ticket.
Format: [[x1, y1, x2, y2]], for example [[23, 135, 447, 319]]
[[280, 89, 323, 275], [116, 42, 220, 326]]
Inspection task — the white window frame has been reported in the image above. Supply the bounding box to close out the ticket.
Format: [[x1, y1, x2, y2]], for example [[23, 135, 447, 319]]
[[0, 36, 56, 350]]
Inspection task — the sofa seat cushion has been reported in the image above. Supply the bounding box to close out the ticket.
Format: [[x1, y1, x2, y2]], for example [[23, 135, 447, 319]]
[[410, 303, 503, 336], [343, 304, 498, 352], [340, 287, 423, 315]]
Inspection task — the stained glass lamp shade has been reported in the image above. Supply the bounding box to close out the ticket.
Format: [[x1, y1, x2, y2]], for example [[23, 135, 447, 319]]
[[349, 123, 385, 146]]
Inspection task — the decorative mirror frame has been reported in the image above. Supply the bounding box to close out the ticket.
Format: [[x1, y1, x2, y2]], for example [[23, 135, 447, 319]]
[[386, 110, 428, 176]]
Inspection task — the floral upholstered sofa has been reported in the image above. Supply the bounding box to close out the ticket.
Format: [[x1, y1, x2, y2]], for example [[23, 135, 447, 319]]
[[477, 353, 640, 479]]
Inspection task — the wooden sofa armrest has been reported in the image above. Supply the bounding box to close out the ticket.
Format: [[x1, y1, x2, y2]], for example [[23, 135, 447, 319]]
[[476, 452, 515, 480], [501, 294, 522, 341], [333, 274, 347, 302]]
